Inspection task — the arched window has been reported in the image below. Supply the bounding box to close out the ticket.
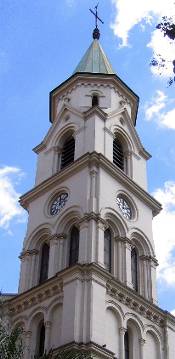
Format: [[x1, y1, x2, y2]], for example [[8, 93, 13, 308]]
[[69, 226, 79, 266], [37, 321, 45, 357], [104, 228, 111, 272], [131, 247, 138, 291], [113, 138, 124, 171], [124, 330, 130, 359], [61, 137, 75, 169], [92, 94, 99, 107], [39, 243, 49, 284]]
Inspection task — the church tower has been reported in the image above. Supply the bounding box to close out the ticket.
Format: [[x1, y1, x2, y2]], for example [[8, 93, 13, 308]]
[[6, 13, 175, 359]]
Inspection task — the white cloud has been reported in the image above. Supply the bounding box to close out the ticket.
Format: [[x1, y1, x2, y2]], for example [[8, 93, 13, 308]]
[[111, 0, 175, 46], [148, 29, 175, 77], [153, 182, 175, 285], [145, 90, 166, 120], [171, 309, 175, 316], [161, 108, 175, 129], [0, 166, 25, 232], [111, 0, 175, 77], [145, 90, 175, 129], [65, 0, 77, 7]]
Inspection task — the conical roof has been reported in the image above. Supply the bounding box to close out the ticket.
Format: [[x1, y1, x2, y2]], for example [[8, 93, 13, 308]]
[[73, 39, 115, 75]]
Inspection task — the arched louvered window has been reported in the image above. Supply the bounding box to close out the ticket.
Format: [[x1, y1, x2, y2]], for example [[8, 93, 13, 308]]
[[113, 138, 124, 171], [61, 137, 75, 169], [39, 243, 49, 284], [131, 247, 138, 291], [124, 330, 130, 359], [38, 321, 45, 357], [104, 228, 111, 272], [92, 94, 99, 107], [69, 226, 79, 266]]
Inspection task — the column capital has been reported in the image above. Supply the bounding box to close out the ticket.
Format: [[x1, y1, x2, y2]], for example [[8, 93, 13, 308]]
[[115, 236, 132, 246], [45, 320, 52, 328], [24, 330, 32, 338], [119, 327, 127, 335], [50, 233, 66, 241], [19, 249, 39, 259], [139, 338, 146, 346]]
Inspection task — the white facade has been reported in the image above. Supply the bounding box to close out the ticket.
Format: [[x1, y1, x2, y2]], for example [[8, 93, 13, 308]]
[[5, 42, 175, 359]]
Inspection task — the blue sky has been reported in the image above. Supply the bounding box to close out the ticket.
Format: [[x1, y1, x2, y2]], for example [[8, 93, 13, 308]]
[[0, 0, 175, 313]]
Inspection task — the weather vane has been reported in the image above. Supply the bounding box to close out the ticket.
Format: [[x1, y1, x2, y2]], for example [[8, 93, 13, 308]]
[[89, 3, 104, 40]]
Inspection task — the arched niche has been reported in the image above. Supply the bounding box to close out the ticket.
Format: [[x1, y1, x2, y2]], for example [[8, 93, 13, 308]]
[[105, 307, 121, 357], [48, 303, 63, 349], [125, 317, 143, 359]]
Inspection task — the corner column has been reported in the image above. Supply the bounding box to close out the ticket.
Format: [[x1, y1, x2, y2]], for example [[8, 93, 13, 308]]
[[119, 327, 127, 359], [48, 235, 60, 278], [139, 338, 146, 359], [124, 238, 132, 288], [24, 331, 32, 359], [44, 321, 52, 352]]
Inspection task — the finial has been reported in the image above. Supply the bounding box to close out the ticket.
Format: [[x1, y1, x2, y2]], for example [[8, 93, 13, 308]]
[[89, 3, 104, 40]]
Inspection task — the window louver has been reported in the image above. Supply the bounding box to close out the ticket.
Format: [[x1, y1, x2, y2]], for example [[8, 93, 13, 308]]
[[61, 137, 75, 169], [113, 138, 124, 170]]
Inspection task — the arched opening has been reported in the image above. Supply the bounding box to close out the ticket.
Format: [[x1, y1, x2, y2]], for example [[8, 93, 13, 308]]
[[39, 243, 49, 284], [61, 136, 75, 169], [92, 94, 99, 107], [131, 247, 138, 292], [69, 226, 79, 266], [37, 321, 45, 357], [124, 330, 130, 359], [113, 137, 124, 170], [104, 228, 111, 272]]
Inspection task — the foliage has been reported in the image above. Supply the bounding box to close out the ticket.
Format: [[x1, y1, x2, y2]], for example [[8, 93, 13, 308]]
[[150, 16, 175, 86], [0, 322, 23, 359]]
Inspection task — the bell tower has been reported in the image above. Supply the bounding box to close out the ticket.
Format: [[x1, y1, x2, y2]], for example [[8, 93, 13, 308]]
[[7, 12, 175, 359]]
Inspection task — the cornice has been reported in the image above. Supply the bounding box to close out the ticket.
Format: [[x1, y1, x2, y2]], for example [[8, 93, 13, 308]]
[[5, 263, 175, 328], [7, 276, 63, 317], [19, 152, 161, 216], [53, 340, 114, 359]]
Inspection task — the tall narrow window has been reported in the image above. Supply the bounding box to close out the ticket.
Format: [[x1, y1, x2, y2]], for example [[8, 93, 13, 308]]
[[131, 247, 138, 291], [124, 331, 130, 359], [69, 226, 79, 266], [92, 95, 99, 107], [104, 228, 111, 272], [39, 243, 49, 284], [61, 137, 75, 169], [38, 321, 45, 357], [113, 138, 124, 170]]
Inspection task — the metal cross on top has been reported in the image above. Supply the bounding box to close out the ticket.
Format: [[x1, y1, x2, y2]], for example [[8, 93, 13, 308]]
[[89, 3, 104, 39]]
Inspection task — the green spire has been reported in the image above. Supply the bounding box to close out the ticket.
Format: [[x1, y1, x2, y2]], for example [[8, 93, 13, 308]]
[[73, 39, 115, 75]]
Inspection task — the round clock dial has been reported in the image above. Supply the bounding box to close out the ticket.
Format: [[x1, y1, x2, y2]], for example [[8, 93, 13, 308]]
[[50, 192, 68, 216], [116, 196, 132, 219]]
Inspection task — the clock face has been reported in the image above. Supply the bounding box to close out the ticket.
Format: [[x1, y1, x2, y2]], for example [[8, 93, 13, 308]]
[[116, 196, 132, 219], [50, 192, 68, 216]]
